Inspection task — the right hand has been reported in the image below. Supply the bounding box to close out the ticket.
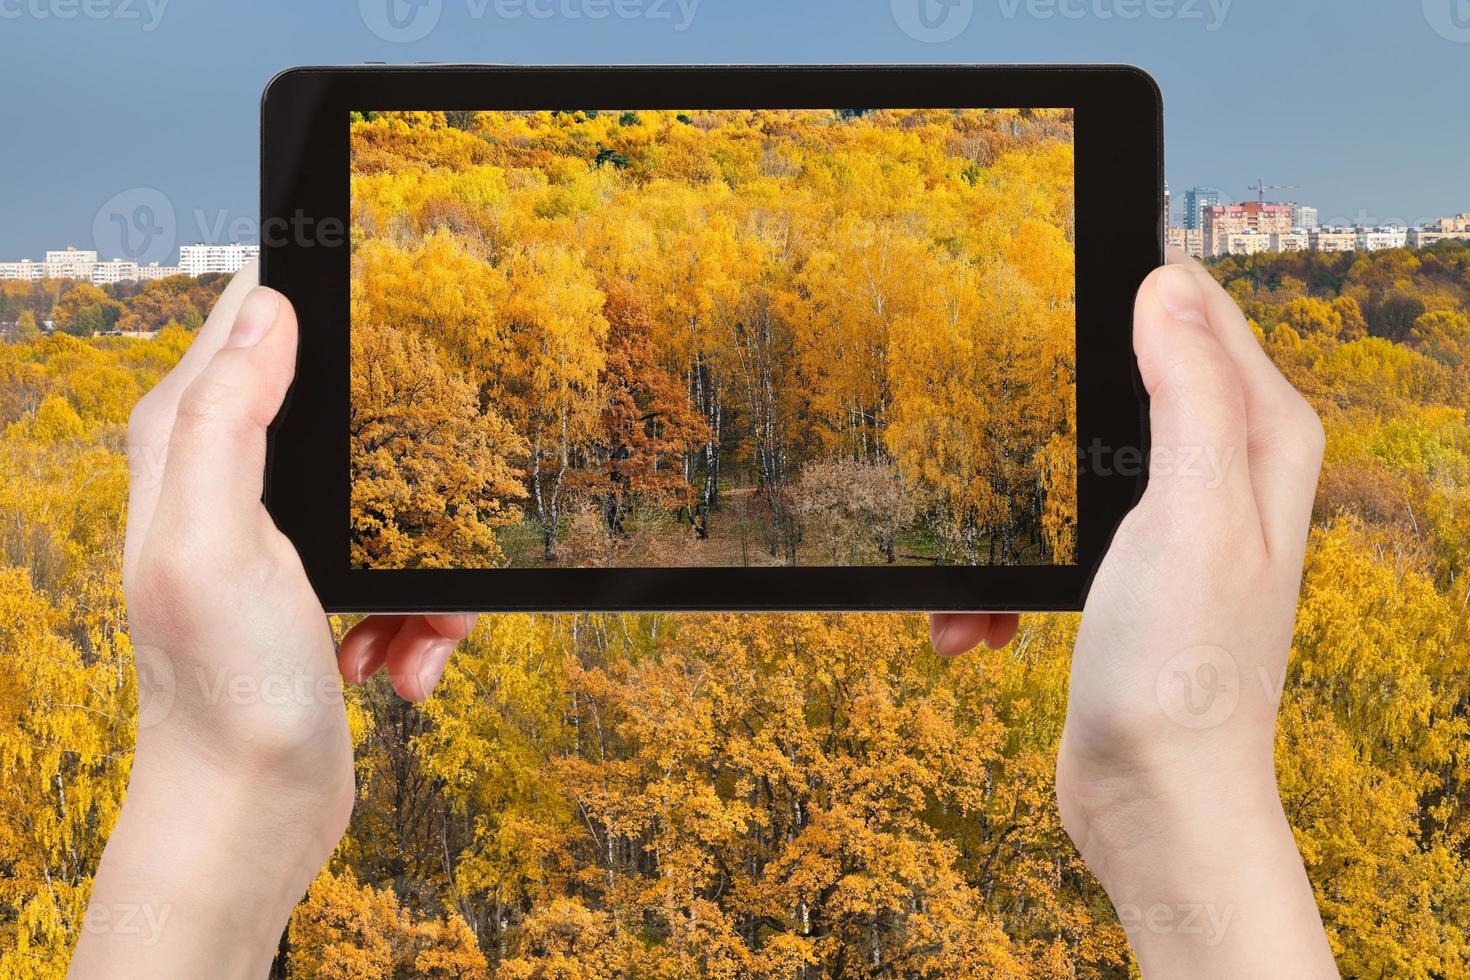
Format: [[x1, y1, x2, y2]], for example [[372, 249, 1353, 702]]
[[933, 249, 1337, 977]]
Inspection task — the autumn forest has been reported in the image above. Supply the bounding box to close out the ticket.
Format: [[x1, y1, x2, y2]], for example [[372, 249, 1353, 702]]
[[349, 109, 1078, 569], [4, 217, 1470, 974]]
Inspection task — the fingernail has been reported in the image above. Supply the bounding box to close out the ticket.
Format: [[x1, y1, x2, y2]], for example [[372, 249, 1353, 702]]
[[932, 623, 950, 653], [226, 288, 279, 349], [1155, 266, 1208, 327], [414, 640, 455, 699]]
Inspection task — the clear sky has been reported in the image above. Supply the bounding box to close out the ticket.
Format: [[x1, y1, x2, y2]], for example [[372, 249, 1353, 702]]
[[1, 0, 1467, 260]]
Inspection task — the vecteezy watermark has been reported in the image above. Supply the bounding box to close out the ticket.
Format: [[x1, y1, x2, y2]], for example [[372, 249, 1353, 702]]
[[1115, 902, 1236, 947], [1155, 645, 1239, 730], [94, 188, 177, 266], [1423, 0, 1470, 43], [997, 0, 1231, 30], [1079, 440, 1238, 490], [0, 0, 168, 30], [360, 0, 700, 42], [93, 187, 345, 266], [134, 647, 177, 731], [892, 0, 1230, 43], [134, 645, 346, 732], [359, 0, 441, 41], [890, 0, 974, 43], [81, 903, 172, 945]]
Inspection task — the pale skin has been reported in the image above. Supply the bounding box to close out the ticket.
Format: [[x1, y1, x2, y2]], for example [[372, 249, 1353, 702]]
[[70, 250, 1338, 977]]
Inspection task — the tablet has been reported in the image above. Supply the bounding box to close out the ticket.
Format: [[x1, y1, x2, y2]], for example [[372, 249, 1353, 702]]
[[260, 65, 1160, 613]]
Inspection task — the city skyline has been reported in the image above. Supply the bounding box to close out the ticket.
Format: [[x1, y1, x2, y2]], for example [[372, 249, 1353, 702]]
[[2, 4, 1468, 260], [0, 243, 260, 284], [7, 183, 1465, 269], [1165, 181, 1461, 232]]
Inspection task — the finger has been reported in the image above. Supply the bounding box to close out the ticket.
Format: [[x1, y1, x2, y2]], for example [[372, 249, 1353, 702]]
[[1134, 265, 1261, 549], [930, 613, 1021, 657], [986, 614, 1021, 650], [384, 617, 458, 702], [152, 287, 297, 544], [1168, 250, 1325, 560], [125, 262, 260, 578], [422, 614, 478, 642], [145, 260, 264, 409], [338, 616, 408, 685]]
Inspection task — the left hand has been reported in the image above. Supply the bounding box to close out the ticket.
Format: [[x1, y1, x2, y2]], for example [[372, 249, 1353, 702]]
[[71, 264, 476, 978]]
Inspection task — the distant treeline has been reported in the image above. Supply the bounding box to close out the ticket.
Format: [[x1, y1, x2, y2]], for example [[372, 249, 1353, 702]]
[[0, 274, 228, 339]]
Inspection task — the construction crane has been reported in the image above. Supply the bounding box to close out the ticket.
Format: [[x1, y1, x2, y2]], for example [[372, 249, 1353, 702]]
[[1249, 179, 1300, 203]]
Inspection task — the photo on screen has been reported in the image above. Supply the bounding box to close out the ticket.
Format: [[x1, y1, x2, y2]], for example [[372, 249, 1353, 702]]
[[349, 108, 1076, 569]]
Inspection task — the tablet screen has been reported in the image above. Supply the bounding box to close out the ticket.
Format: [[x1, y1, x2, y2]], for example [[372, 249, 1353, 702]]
[[349, 108, 1076, 571]]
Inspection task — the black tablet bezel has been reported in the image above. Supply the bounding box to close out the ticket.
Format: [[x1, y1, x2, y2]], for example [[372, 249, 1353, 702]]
[[261, 64, 1159, 613]]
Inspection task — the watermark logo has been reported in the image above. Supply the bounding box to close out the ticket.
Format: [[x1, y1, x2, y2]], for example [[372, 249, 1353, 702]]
[[896, 0, 1231, 42], [891, 0, 974, 42], [81, 903, 171, 945], [361, 0, 699, 40], [360, 0, 442, 42], [0, 0, 169, 31], [1116, 902, 1235, 947], [93, 187, 346, 266], [134, 648, 176, 731], [1423, 0, 1470, 42], [1155, 644, 1238, 730], [997, 0, 1231, 30], [132, 644, 347, 732], [1079, 439, 1237, 489], [93, 187, 177, 266]]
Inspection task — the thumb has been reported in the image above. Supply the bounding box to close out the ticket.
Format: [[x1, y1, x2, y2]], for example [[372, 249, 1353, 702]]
[[154, 287, 297, 540], [1132, 265, 1257, 531]]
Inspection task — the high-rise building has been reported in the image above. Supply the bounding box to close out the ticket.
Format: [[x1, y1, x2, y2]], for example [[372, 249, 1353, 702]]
[[178, 243, 260, 276], [1164, 181, 1171, 228], [1204, 203, 1294, 257], [1182, 187, 1222, 231], [1292, 205, 1319, 230], [43, 247, 98, 280]]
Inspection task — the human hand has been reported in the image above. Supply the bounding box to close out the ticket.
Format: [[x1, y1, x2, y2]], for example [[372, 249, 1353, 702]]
[[931, 250, 1337, 976], [71, 265, 476, 978]]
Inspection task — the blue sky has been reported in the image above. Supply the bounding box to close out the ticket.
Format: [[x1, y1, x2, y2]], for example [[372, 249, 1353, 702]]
[[0, 0, 1467, 260]]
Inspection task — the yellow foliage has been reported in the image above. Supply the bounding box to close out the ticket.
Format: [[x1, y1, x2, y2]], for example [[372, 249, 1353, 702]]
[[1, 141, 1470, 978], [352, 108, 1078, 568]]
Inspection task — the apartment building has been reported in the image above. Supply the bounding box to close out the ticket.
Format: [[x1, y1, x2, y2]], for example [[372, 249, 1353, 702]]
[[0, 260, 44, 280], [43, 247, 98, 280], [90, 259, 139, 285], [135, 262, 183, 281], [1310, 228, 1358, 253], [1433, 213, 1470, 234], [1272, 230, 1311, 252], [1166, 226, 1205, 259], [1355, 227, 1408, 251], [1204, 203, 1294, 257], [1224, 231, 1273, 255], [177, 243, 260, 276]]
